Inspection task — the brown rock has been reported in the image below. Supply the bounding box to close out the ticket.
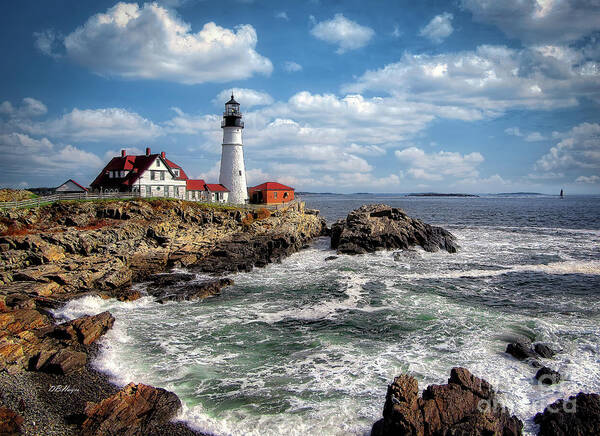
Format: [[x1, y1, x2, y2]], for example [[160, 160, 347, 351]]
[[116, 289, 142, 302], [38, 348, 87, 374], [155, 278, 233, 303], [54, 311, 115, 345], [331, 204, 458, 255], [371, 367, 523, 436], [0, 309, 49, 338], [81, 382, 182, 436], [0, 407, 24, 435], [534, 392, 600, 436]]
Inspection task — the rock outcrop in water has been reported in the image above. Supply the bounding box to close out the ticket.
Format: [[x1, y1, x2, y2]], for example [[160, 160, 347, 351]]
[[534, 392, 600, 436], [371, 367, 523, 436], [331, 204, 458, 255], [81, 382, 182, 436]]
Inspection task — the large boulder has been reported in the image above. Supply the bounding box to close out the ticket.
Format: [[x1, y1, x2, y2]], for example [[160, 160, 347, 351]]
[[52, 311, 115, 345], [535, 367, 561, 385], [38, 348, 87, 374], [155, 278, 233, 303], [81, 383, 182, 436], [331, 204, 458, 255], [534, 393, 600, 436], [371, 367, 523, 436]]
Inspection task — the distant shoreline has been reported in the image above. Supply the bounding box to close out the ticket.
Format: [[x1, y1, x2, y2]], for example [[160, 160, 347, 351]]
[[406, 193, 479, 197]]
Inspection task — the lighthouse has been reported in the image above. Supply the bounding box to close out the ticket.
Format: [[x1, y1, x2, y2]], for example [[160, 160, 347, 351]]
[[219, 94, 249, 204]]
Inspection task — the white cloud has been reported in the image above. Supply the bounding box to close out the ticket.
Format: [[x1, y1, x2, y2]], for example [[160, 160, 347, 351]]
[[347, 143, 386, 156], [310, 14, 374, 54], [536, 122, 600, 171], [462, 0, 600, 44], [0, 132, 103, 185], [344, 44, 599, 114], [419, 13, 454, 43], [505, 127, 523, 137], [395, 147, 484, 181], [33, 29, 63, 58], [575, 175, 599, 184], [275, 12, 289, 21], [21, 107, 163, 143], [0, 98, 47, 118], [102, 147, 145, 161], [51, 2, 272, 84], [283, 61, 303, 72], [164, 108, 220, 136], [213, 88, 274, 108], [525, 132, 546, 142], [506, 127, 546, 141]]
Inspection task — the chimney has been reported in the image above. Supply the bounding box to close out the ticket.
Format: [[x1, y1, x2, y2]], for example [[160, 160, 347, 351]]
[[161, 151, 166, 159], [145, 147, 151, 156], [121, 149, 127, 157]]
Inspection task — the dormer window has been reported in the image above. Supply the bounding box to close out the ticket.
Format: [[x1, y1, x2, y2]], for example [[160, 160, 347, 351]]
[[156, 160, 160, 167]]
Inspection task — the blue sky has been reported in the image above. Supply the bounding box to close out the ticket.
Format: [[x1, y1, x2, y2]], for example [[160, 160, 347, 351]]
[[1, 0, 599, 194]]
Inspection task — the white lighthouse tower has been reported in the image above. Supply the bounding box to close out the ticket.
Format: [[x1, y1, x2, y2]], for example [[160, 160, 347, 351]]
[[219, 94, 248, 204]]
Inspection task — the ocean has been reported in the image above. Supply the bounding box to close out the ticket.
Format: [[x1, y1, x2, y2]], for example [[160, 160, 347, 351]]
[[54, 194, 600, 435]]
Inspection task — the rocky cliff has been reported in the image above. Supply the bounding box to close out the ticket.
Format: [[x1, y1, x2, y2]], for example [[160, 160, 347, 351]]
[[0, 199, 325, 305]]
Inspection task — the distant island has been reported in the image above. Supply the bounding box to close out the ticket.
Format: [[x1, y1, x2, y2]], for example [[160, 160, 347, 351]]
[[407, 193, 479, 197]]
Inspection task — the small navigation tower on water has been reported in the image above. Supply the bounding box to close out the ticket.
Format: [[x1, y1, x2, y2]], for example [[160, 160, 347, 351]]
[[560, 189, 564, 198], [219, 94, 249, 204]]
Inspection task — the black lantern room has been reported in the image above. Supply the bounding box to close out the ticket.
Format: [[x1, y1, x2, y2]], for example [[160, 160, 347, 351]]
[[222, 94, 244, 128]]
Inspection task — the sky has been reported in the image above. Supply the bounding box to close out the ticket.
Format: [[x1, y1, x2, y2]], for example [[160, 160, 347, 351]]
[[0, 0, 599, 194]]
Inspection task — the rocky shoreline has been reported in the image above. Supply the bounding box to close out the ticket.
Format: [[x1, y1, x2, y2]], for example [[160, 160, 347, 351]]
[[0, 198, 325, 435], [1, 200, 598, 435]]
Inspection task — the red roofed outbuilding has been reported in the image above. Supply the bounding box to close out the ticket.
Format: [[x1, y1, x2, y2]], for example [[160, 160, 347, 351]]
[[248, 182, 294, 204], [56, 179, 88, 193], [205, 183, 229, 203]]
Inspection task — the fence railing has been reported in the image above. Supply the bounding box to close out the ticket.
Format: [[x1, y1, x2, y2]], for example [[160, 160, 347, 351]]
[[0, 191, 303, 211], [0, 191, 141, 210]]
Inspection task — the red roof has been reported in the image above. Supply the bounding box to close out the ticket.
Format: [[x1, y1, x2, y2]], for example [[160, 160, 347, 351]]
[[249, 182, 294, 191], [90, 152, 187, 189], [165, 158, 188, 180], [66, 179, 88, 191], [205, 184, 229, 192], [186, 179, 206, 190]]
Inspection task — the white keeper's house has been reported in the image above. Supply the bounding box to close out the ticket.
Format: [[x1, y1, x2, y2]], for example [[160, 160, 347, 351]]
[[90, 148, 229, 203]]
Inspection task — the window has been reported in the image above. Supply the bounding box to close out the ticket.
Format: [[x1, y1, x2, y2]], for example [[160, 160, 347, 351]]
[[146, 186, 151, 195], [109, 171, 113, 178], [151, 171, 156, 180], [160, 171, 165, 181], [157, 186, 161, 190], [284, 192, 289, 199], [175, 186, 179, 196], [156, 160, 160, 167], [174, 169, 179, 177], [274, 192, 278, 199], [239, 170, 242, 176]]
